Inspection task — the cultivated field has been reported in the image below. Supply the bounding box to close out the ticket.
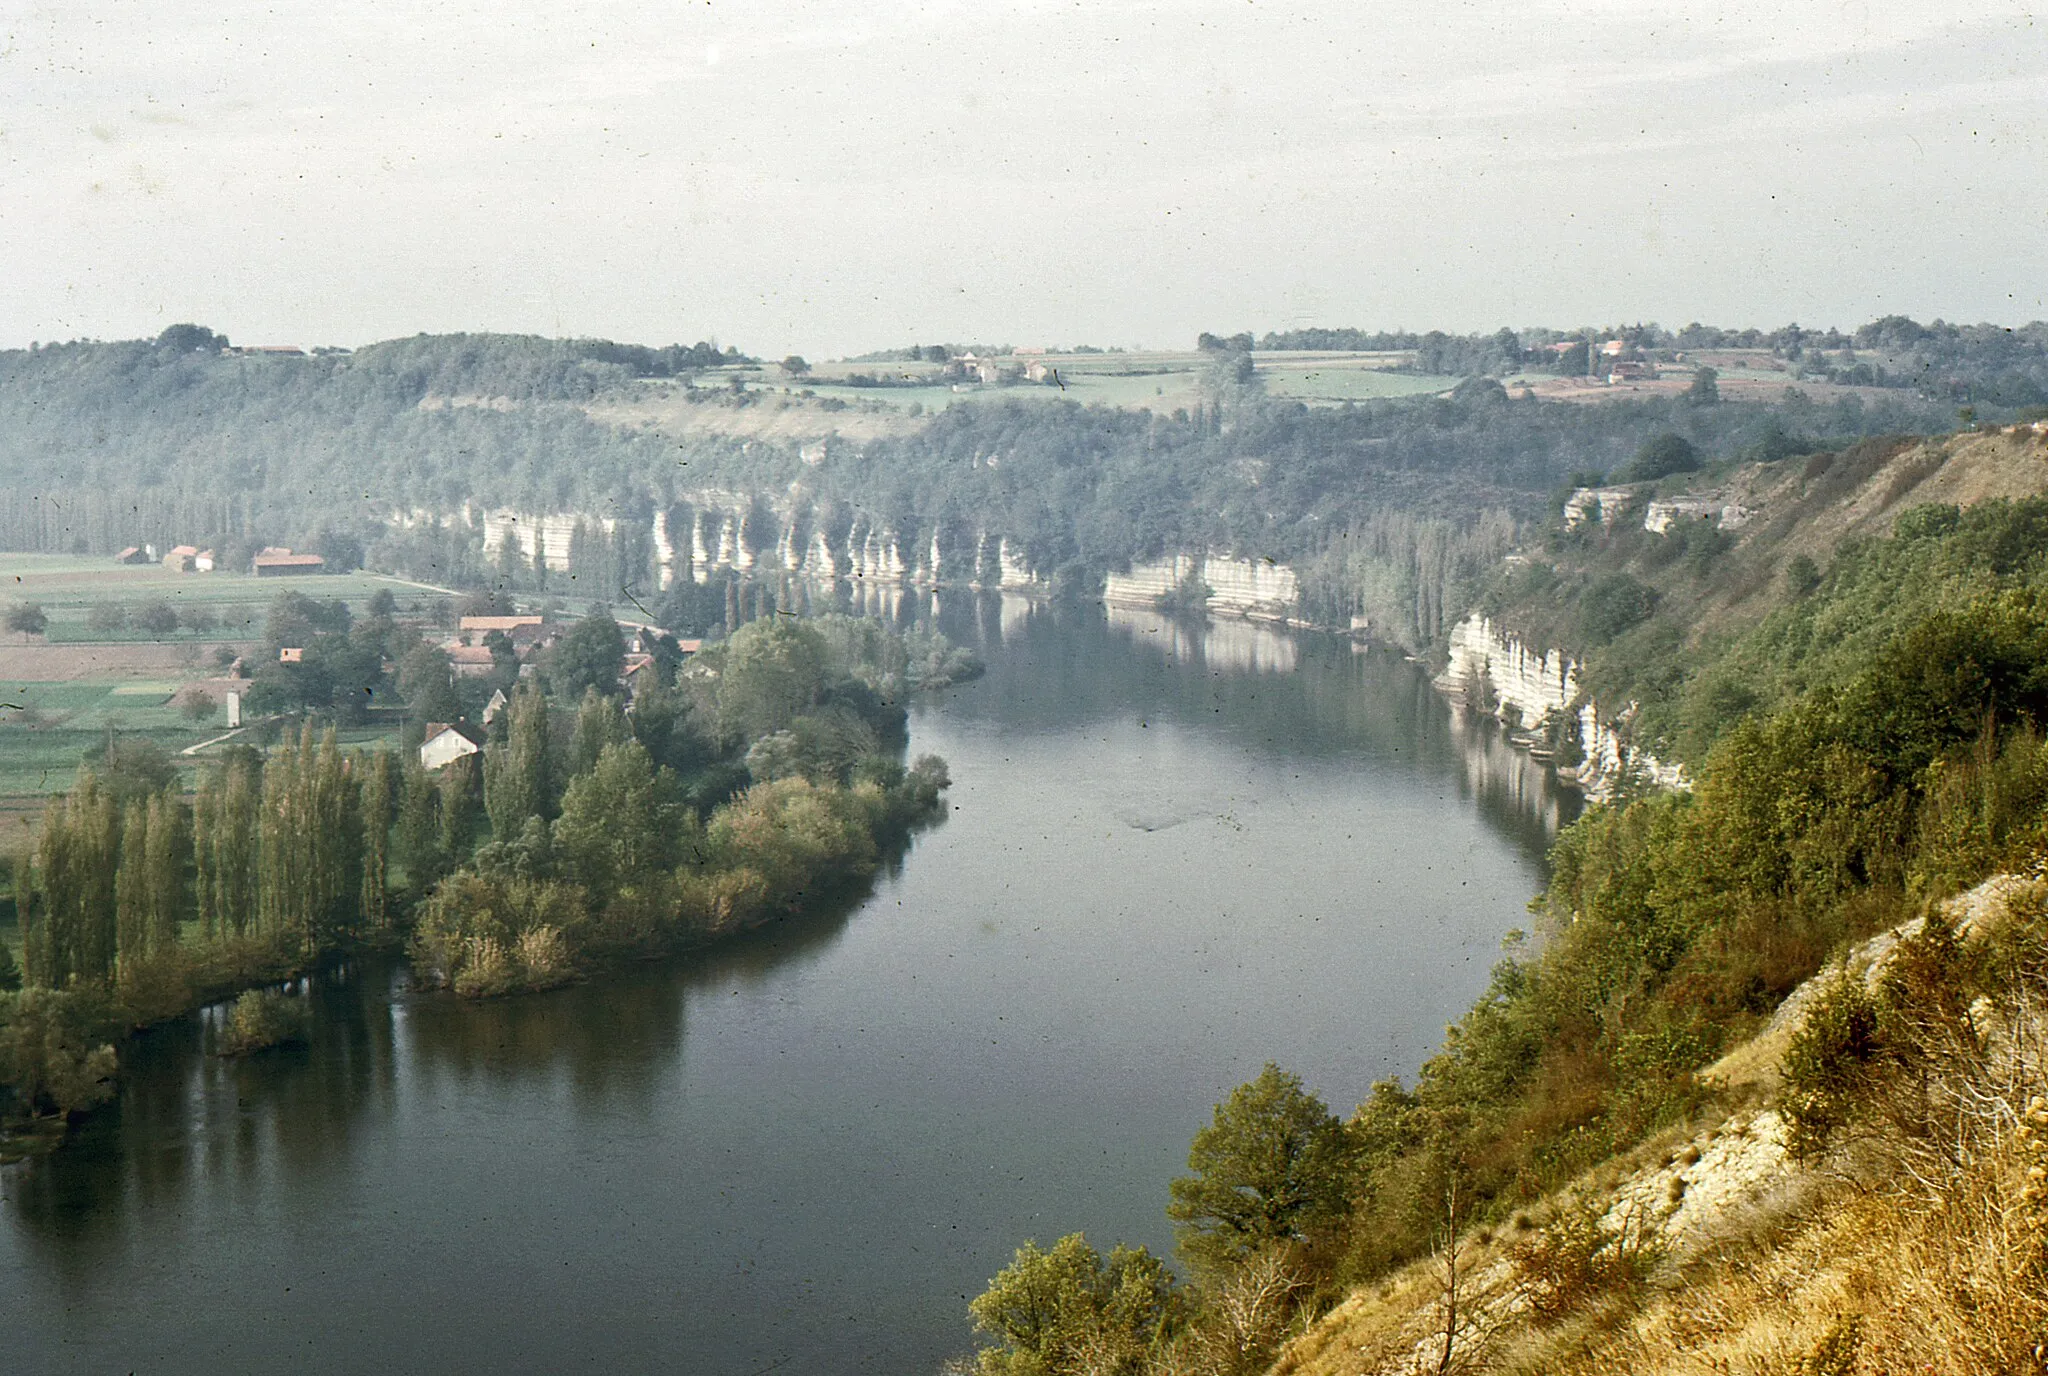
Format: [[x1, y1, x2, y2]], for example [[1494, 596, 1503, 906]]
[[594, 347, 1458, 443], [1, 556, 451, 824]]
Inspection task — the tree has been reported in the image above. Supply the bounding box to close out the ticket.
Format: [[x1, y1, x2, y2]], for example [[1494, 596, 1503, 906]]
[[397, 644, 461, 724], [133, 600, 180, 637], [717, 618, 830, 743], [547, 610, 625, 701], [552, 740, 681, 893], [485, 683, 553, 836], [153, 323, 228, 354], [967, 1233, 1185, 1376], [1620, 431, 1702, 482], [1684, 365, 1720, 406], [5, 602, 47, 635], [395, 756, 447, 897], [86, 601, 127, 635], [569, 685, 630, 779], [1165, 1064, 1354, 1276], [780, 355, 810, 377]]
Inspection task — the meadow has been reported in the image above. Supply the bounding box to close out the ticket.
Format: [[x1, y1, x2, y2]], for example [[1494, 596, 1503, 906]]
[[2, 555, 447, 820]]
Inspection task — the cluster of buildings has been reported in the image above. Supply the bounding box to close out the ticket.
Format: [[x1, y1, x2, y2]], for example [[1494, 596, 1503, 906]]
[[413, 614, 698, 770], [114, 544, 328, 575]]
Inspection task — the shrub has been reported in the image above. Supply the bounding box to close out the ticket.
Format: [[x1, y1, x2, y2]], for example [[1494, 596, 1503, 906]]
[[175, 687, 220, 722], [1781, 972, 1882, 1159], [0, 987, 118, 1116], [4, 602, 47, 635], [1508, 1200, 1661, 1321], [218, 988, 307, 1056]]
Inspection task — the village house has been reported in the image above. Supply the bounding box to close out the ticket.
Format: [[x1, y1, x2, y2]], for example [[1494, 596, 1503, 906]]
[[162, 544, 201, 572], [193, 549, 217, 572], [252, 547, 327, 576], [115, 546, 151, 565], [418, 722, 483, 771], [447, 645, 498, 679], [482, 688, 509, 726], [458, 614, 543, 635]]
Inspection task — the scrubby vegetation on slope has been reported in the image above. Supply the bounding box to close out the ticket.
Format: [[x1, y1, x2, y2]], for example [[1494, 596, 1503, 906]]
[[955, 484, 2048, 1375]]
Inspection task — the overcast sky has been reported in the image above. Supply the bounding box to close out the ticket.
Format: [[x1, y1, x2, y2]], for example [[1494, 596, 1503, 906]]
[[2, 1, 2043, 357]]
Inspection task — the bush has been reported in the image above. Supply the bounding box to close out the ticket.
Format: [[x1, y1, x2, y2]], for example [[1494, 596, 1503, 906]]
[[1781, 972, 1882, 1159], [4, 602, 47, 635], [175, 687, 220, 722], [1508, 1200, 1662, 1320], [133, 600, 180, 637], [218, 988, 307, 1056], [0, 987, 119, 1116]]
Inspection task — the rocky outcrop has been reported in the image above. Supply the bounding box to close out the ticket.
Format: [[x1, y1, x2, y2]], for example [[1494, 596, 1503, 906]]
[[1100, 551, 1303, 623], [1438, 613, 1685, 799]]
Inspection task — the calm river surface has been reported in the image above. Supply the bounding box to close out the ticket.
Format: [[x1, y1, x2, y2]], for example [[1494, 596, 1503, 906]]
[[2, 596, 1573, 1374]]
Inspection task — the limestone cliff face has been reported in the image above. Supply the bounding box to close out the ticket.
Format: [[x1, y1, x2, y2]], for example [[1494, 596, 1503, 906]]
[[1100, 552, 1304, 623], [1438, 613, 1684, 799], [447, 498, 1058, 592]]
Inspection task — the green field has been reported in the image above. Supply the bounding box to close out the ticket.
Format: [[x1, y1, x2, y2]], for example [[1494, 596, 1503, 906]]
[[2, 557, 459, 650], [786, 348, 1452, 415]]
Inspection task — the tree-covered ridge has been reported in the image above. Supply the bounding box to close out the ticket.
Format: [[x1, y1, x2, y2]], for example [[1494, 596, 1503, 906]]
[[0, 330, 1956, 646]]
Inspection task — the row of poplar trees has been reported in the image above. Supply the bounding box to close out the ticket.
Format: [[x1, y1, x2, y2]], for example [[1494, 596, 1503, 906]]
[[20, 725, 412, 991]]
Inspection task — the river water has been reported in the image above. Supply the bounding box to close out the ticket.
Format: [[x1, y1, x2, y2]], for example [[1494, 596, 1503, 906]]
[[1, 596, 1573, 1374]]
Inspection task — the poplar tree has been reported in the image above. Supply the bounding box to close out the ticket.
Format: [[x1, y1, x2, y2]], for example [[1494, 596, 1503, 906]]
[[438, 754, 481, 862], [360, 749, 394, 933], [485, 683, 551, 835], [200, 752, 260, 939], [396, 755, 445, 896], [32, 771, 119, 985], [193, 769, 219, 941], [145, 788, 190, 954], [115, 800, 151, 968], [570, 685, 628, 779]]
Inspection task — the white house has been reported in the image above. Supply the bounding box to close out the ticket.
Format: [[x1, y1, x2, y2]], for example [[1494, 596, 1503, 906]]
[[419, 723, 483, 771]]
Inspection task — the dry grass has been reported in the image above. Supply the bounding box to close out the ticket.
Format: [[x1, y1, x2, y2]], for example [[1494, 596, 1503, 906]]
[[1271, 874, 2048, 1376]]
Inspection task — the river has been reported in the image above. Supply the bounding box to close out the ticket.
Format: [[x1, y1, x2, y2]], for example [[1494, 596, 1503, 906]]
[[1, 595, 1574, 1373]]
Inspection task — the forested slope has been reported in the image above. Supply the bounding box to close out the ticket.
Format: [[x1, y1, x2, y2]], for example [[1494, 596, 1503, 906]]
[[0, 330, 1959, 654]]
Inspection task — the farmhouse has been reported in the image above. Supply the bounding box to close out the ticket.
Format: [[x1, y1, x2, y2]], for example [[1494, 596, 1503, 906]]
[[252, 548, 327, 576], [418, 722, 484, 772], [458, 614, 542, 634], [448, 645, 499, 679], [193, 549, 217, 572], [115, 546, 151, 565], [163, 544, 201, 572]]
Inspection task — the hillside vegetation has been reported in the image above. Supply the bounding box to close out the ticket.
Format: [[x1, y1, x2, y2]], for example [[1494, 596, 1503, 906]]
[[952, 457, 2048, 1376], [0, 329, 1963, 655]]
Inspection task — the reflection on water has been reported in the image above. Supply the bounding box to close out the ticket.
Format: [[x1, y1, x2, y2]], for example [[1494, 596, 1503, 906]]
[[3, 587, 1574, 1375], [1104, 603, 1301, 674]]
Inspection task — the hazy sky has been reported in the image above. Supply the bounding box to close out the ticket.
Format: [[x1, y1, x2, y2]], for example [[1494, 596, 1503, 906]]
[[3, 1, 2043, 356]]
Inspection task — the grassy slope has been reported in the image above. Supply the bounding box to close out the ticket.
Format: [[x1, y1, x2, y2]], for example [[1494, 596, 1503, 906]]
[[1273, 875, 2047, 1376]]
